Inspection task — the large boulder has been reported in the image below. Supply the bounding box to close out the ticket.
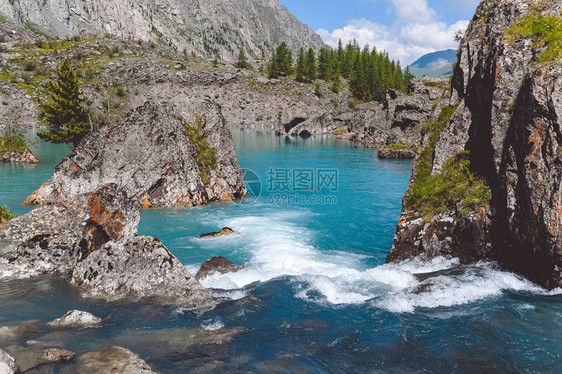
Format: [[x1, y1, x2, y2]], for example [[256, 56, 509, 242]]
[[24, 101, 245, 208], [47, 310, 102, 328], [71, 236, 212, 304], [0, 185, 212, 305]]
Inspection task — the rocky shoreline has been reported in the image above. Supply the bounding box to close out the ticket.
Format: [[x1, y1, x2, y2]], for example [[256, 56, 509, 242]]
[[0, 150, 38, 164]]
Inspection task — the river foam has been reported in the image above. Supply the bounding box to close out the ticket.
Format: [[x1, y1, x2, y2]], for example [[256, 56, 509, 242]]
[[192, 206, 560, 314]]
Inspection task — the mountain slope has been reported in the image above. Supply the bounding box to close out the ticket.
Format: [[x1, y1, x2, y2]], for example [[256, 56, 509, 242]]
[[409, 49, 456, 78], [0, 0, 324, 61]]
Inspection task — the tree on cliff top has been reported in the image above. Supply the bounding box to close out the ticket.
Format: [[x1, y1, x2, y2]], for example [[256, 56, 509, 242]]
[[38, 58, 90, 145]]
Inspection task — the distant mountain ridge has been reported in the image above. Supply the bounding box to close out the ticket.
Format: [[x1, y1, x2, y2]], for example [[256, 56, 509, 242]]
[[408, 49, 457, 78], [0, 0, 324, 61]]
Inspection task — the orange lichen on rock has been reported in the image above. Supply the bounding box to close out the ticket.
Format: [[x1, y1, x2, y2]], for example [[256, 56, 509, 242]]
[[87, 193, 125, 241]]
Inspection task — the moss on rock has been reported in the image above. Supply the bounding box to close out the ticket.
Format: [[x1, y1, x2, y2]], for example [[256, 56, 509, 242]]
[[184, 114, 218, 185], [406, 105, 492, 218], [504, 13, 562, 64]]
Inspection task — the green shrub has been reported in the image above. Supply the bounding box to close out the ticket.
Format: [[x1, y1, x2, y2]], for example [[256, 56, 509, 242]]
[[184, 114, 217, 185], [0, 122, 29, 156], [23, 60, 37, 72], [0, 205, 16, 223], [504, 13, 562, 64]]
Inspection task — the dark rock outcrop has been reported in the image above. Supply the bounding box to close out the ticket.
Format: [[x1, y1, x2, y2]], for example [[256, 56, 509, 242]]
[[24, 101, 245, 208], [387, 0, 562, 289], [195, 256, 246, 280], [198, 228, 235, 238], [0, 184, 213, 304]]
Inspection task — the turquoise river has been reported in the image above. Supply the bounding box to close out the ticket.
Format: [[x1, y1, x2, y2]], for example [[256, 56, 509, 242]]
[[0, 130, 561, 373]]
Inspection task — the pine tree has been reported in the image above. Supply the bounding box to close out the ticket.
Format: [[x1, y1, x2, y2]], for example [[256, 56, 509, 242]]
[[235, 47, 251, 69], [38, 58, 89, 145], [305, 48, 317, 82], [268, 42, 293, 78], [276, 42, 293, 76], [268, 50, 279, 78], [295, 48, 306, 82], [330, 73, 341, 93], [403, 66, 415, 89]]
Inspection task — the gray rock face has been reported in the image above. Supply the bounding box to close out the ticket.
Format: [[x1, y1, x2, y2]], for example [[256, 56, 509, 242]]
[[72, 236, 212, 304], [388, 0, 562, 289], [281, 79, 448, 148], [0, 184, 212, 305], [47, 310, 102, 328], [0, 349, 17, 374], [24, 101, 246, 208], [1, 184, 139, 277], [0, 0, 324, 61]]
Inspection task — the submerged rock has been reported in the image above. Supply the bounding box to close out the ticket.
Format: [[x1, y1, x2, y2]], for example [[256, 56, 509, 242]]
[[42, 349, 75, 363], [63, 346, 156, 374], [47, 310, 102, 328], [195, 256, 246, 280], [198, 228, 235, 238], [24, 101, 245, 208], [3, 345, 75, 372], [0, 349, 17, 374]]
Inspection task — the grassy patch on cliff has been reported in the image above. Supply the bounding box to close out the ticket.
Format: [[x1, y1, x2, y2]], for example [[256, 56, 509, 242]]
[[504, 13, 562, 64], [184, 114, 218, 185], [406, 106, 491, 218], [384, 143, 411, 150], [0, 205, 16, 223]]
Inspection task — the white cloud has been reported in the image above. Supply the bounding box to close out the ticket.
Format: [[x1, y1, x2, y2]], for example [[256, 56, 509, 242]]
[[317, 0, 470, 65], [390, 0, 436, 23]]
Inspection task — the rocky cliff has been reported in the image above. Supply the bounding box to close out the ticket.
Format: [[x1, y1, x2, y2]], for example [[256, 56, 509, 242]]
[[0, 0, 324, 61], [24, 101, 246, 207], [276, 78, 447, 152], [388, 0, 562, 290]]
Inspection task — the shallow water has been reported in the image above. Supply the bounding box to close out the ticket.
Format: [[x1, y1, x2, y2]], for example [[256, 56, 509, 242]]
[[1, 131, 561, 373]]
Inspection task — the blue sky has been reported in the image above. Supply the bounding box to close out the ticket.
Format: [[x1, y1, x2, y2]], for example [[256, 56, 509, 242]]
[[279, 0, 480, 65]]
